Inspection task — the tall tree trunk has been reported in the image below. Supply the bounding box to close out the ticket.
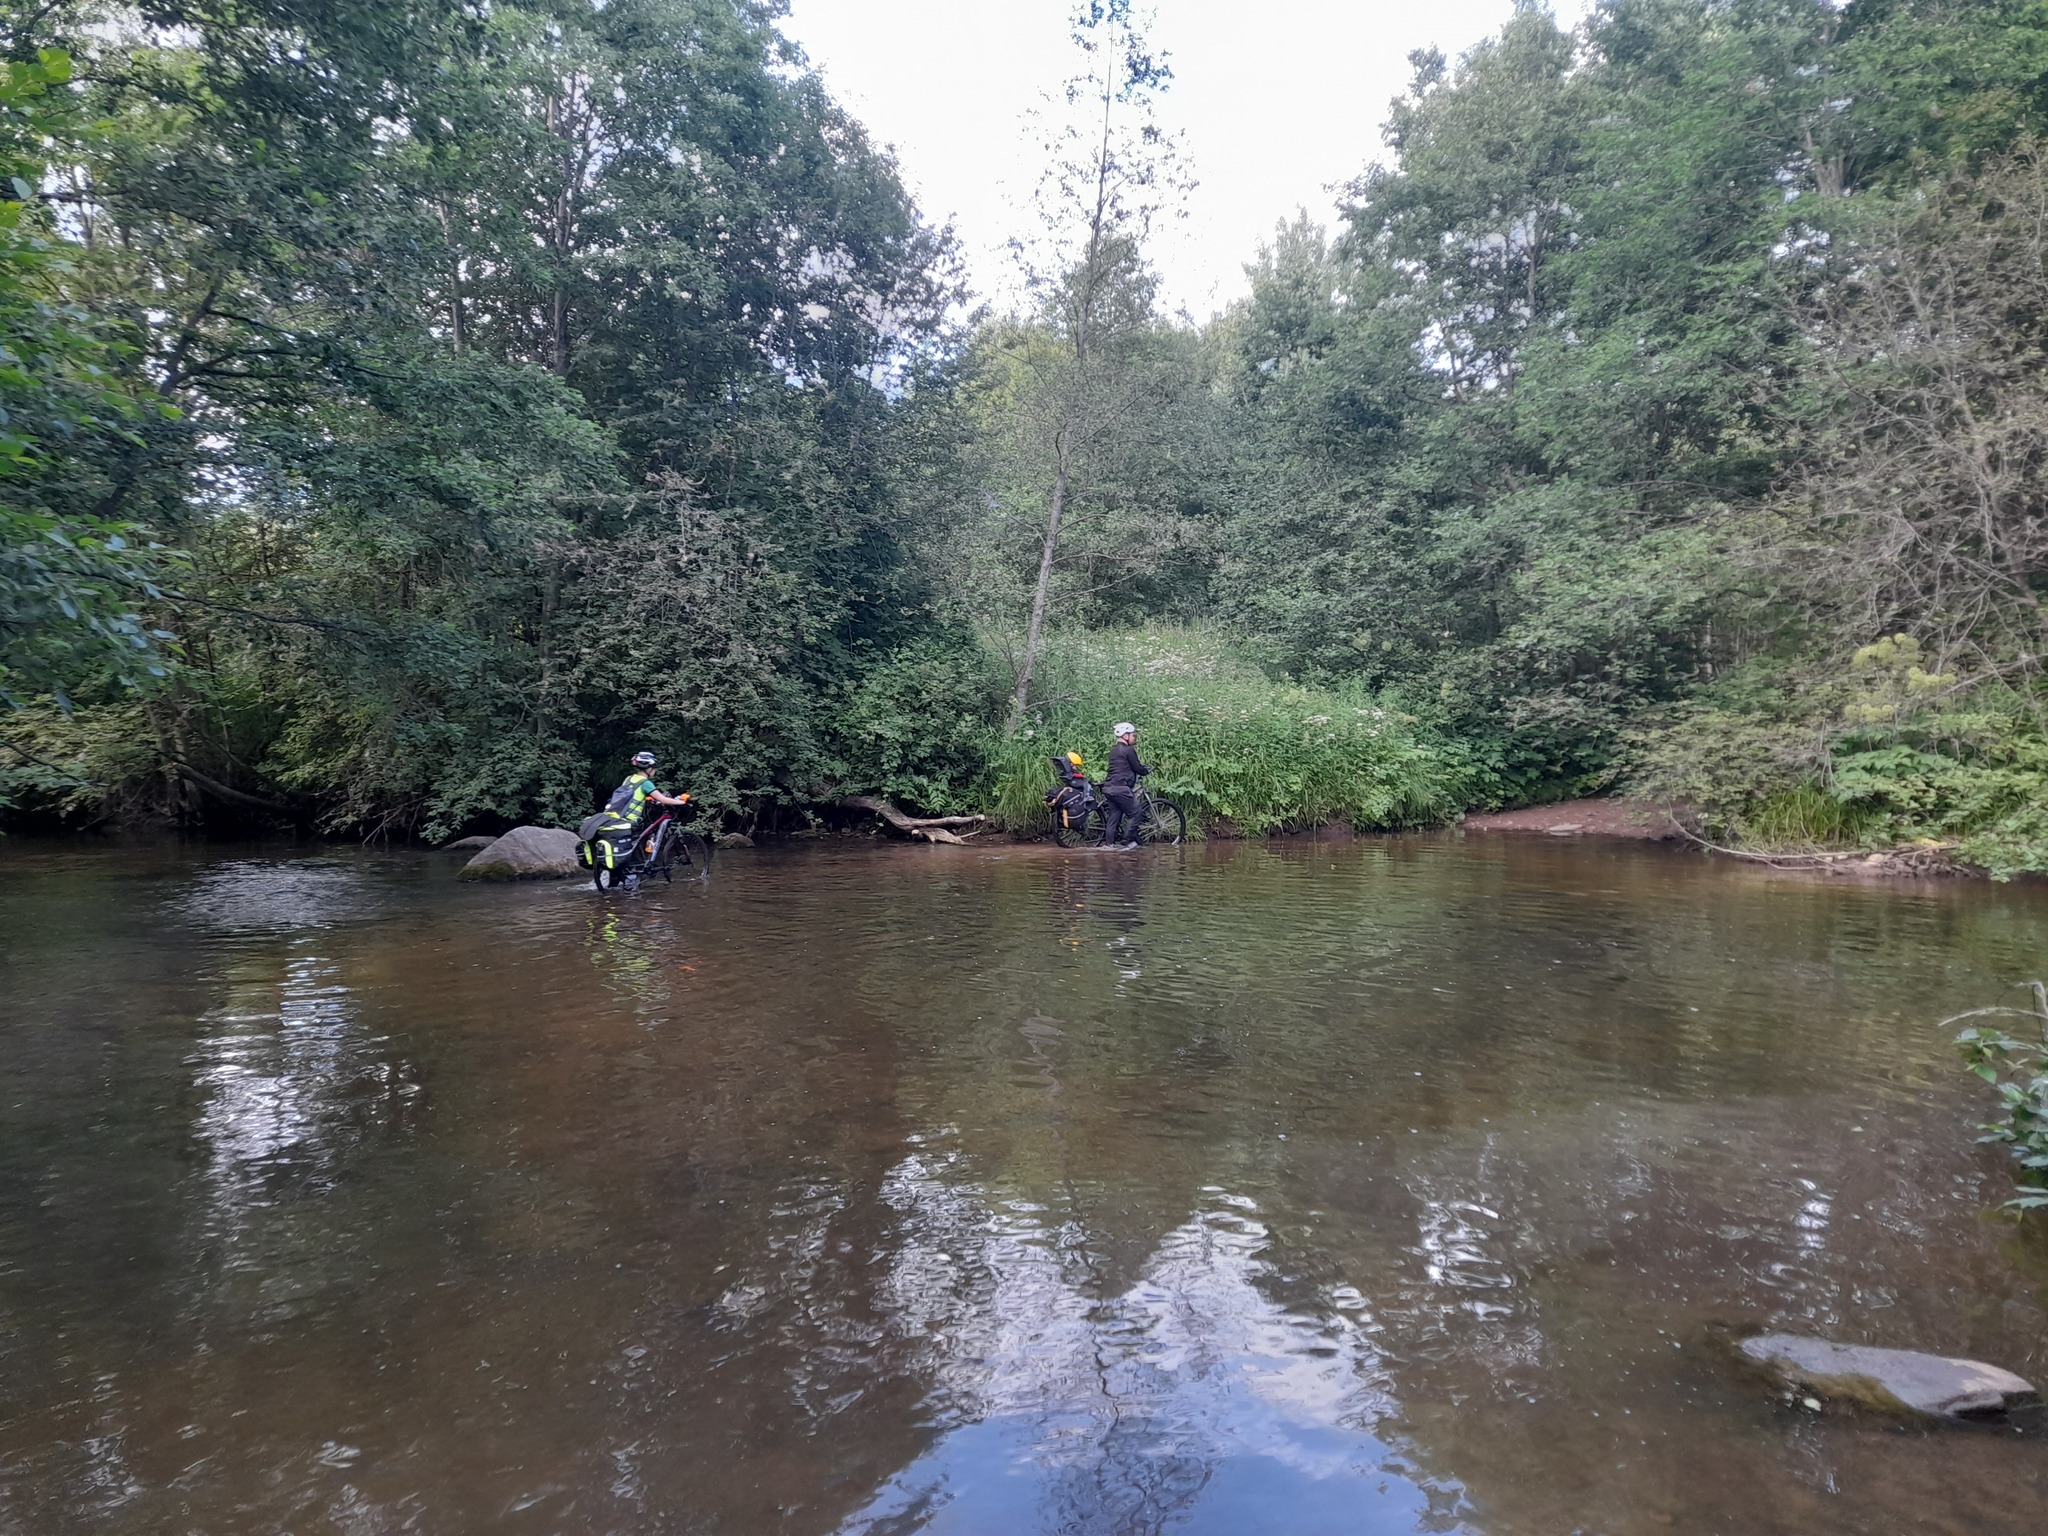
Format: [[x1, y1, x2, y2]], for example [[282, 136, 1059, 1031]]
[[545, 92, 578, 377], [1007, 448, 1070, 732], [436, 199, 466, 354], [1005, 60, 1114, 735]]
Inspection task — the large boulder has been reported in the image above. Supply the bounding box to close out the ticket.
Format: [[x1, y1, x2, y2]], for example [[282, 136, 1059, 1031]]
[[458, 825, 581, 881], [1738, 1333, 2039, 1419]]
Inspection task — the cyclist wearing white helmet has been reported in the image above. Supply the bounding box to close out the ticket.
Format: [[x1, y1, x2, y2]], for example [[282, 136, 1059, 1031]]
[[604, 749, 690, 831], [1100, 722, 1150, 849]]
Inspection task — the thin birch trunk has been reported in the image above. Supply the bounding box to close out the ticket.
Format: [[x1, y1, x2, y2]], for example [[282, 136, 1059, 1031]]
[[1006, 58, 1115, 733], [436, 199, 466, 354], [1007, 450, 1070, 732]]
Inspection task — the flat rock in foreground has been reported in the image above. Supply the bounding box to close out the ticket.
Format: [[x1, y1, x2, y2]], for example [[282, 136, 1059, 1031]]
[[459, 826, 580, 881], [1738, 1333, 2038, 1419]]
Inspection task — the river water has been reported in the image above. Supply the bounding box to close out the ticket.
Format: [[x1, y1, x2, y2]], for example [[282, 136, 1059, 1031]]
[[2, 835, 2045, 1534]]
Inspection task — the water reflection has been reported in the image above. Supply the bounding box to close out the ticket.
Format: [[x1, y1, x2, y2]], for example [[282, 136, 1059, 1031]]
[[585, 907, 675, 1013], [846, 1151, 1465, 1536], [573, 877, 723, 1021], [197, 952, 365, 1186], [1045, 855, 1159, 988], [185, 942, 421, 1326], [5, 839, 2048, 1535], [173, 859, 378, 935]]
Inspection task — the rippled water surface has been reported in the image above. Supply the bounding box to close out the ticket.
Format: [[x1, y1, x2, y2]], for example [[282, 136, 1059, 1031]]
[[4, 835, 2048, 1533]]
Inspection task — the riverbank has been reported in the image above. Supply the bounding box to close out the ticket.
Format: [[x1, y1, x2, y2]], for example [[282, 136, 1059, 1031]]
[[1454, 797, 1997, 880], [1457, 798, 1684, 840]]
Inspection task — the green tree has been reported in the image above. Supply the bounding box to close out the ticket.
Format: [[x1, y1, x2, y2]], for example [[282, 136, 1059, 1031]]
[[3, 0, 962, 835], [999, 0, 1194, 731], [0, 44, 174, 711]]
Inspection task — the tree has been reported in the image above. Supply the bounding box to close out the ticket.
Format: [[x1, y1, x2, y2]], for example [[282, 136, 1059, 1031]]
[[1001, 0, 1192, 732], [2, 0, 964, 834], [0, 44, 175, 710], [1802, 147, 2048, 689]]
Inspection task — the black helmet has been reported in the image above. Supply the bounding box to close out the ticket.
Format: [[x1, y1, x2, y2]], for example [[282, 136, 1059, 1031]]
[[631, 750, 657, 768]]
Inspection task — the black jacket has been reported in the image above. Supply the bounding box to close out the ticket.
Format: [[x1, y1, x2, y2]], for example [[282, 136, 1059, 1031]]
[[1106, 740, 1151, 788]]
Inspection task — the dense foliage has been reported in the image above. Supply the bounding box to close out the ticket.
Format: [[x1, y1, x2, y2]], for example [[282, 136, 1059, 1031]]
[[0, 42, 176, 711], [985, 628, 1462, 836], [11, 0, 2048, 864], [1, 0, 960, 837], [1954, 983, 2048, 1211]]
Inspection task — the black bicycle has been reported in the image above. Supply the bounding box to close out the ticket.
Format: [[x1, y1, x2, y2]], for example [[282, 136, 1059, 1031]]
[[1050, 782, 1187, 849], [585, 811, 714, 892]]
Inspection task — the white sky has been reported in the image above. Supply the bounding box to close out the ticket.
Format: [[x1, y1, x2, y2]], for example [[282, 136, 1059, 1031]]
[[779, 0, 1595, 321]]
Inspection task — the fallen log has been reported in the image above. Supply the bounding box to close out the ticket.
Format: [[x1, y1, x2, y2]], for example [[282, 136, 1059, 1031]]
[[840, 794, 987, 843], [1670, 821, 1971, 876]]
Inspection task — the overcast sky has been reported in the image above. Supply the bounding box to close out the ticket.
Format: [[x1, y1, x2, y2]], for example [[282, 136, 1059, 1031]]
[[778, 0, 1595, 321]]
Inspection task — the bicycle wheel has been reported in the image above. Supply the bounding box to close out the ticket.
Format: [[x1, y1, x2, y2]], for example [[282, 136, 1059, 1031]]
[[675, 831, 713, 872], [593, 863, 621, 893], [1138, 796, 1185, 845], [1051, 802, 1104, 848]]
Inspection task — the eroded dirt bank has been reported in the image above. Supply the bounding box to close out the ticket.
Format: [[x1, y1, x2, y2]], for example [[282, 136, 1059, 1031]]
[[1458, 799, 1685, 840], [1458, 798, 1990, 880]]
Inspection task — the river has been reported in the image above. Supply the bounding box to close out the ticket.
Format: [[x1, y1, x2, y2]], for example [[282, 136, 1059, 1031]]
[[2, 835, 2044, 1533]]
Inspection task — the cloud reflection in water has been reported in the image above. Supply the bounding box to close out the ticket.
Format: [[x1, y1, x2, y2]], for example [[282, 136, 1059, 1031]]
[[840, 1152, 1473, 1536], [186, 947, 417, 1319]]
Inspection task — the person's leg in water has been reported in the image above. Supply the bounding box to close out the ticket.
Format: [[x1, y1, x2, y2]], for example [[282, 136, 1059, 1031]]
[[1102, 787, 1139, 848]]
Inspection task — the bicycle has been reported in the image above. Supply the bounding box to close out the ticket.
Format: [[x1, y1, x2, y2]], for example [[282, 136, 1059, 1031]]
[[584, 811, 714, 892], [1050, 781, 1187, 849]]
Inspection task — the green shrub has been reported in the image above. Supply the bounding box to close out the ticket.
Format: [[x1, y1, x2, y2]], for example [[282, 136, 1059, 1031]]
[[1953, 984, 2048, 1214], [831, 636, 1006, 815], [989, 627, 1464, 835], [1629, 659, 2048, 877]]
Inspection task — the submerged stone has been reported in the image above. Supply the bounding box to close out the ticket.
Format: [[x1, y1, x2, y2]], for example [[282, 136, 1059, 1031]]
[[1738, 1333, 2039, 1419], [458, 826, 580, 881]]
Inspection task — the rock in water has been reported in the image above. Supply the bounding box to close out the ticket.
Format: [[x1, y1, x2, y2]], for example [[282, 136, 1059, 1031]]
[[1738, 1334, 2039, 1419], [441, 834, 495, 850], [458, 826, 580, 881]]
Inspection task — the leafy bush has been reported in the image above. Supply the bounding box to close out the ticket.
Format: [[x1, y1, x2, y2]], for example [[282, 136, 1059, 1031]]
[[990, 627, 1464, 835], [1952, 984, 2048, 1213], [1626, 668, 1836, 840], [831, 636, 1006, 815], [1630, 653, 2048, 878]]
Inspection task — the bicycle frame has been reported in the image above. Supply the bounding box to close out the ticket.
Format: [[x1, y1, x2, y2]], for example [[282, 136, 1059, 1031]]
[[634, 813, 674, 870]]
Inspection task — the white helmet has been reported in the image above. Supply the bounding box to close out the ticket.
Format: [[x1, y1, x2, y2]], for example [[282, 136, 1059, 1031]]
[[1113, 722, 1136, 738]]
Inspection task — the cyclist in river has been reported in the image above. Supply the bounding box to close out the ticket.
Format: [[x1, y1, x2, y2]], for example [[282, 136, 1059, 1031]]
[[1100, 722, 1151, 849], [604, 750, 691, 833]]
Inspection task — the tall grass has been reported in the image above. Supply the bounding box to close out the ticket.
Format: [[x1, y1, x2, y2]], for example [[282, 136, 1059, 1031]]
[[986, 628, 1464, 835], [1734, 783, 1871, 850]]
